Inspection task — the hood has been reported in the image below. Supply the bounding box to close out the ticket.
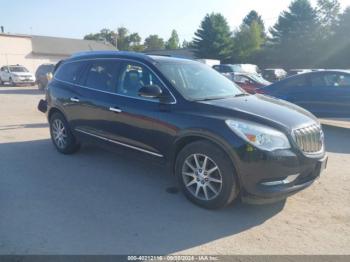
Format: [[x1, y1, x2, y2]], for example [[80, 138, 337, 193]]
[[199, 94, 318, 130]]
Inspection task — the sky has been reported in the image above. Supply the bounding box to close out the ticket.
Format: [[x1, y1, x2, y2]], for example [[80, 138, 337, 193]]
[[1, 0, 350, 42]]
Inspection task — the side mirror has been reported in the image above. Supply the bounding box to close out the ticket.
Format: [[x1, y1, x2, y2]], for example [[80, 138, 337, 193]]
[[139, 84, 163, 98]]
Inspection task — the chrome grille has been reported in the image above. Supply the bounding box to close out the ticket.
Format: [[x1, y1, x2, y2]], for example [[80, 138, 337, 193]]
[[292, 124, 324, 154]]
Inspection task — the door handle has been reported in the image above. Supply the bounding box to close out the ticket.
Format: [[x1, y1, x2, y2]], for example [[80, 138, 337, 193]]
[[109, 107, 122, 113], [70, 97, 80, 102]]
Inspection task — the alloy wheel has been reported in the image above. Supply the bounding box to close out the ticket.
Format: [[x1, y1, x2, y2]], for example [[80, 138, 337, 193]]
[[51, 119, 68, 149], [182, 154, 223, 201]]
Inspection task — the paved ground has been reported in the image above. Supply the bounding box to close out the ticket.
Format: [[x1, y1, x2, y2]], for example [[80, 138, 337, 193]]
[[0, 86, 349, 255]]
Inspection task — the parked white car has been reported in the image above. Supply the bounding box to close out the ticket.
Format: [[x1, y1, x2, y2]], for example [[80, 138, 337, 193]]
[[0, 65, 36, 86]]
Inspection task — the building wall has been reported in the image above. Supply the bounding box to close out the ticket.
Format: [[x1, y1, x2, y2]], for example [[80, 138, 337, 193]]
[[0, 35, 66, 73]]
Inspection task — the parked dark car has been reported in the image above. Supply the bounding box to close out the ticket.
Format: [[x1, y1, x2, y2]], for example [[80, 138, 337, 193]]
[[260, 70, 350, 118], [233, 72, 271, 94], [35, 63, 55, 90], [38, 51, 327, 209]]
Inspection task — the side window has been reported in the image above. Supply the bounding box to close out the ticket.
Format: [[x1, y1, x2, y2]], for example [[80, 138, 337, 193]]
[[324, 73, 350, 87], [213, 65, 220, 72], [55, 61, 86, 84], [116, 62, 163, 100], [84, 60, 119, 92], [310, 74, 326, 87], [283, 75, 307, 88]]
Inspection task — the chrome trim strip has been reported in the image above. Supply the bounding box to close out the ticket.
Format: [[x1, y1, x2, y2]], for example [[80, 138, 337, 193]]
[[109, 107, 122, 113], [53, 57, 177, 104], [261, 174, 300, 186], [70, 97, 79, 102], [75, 128, 163, 158]]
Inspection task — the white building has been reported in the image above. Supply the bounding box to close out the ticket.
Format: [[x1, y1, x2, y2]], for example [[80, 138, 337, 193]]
[[0, 33, 116, 73]]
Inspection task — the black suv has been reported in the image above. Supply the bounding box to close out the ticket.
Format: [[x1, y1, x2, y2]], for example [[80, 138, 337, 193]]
[[39, 51, 327, 209]]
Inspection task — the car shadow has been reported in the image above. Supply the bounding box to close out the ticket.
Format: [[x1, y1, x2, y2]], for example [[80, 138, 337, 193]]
[[322, 125, 350, 154], [0, 139, 285, 254], [0, 123, 49, 131], [0, 87, 44, 95]]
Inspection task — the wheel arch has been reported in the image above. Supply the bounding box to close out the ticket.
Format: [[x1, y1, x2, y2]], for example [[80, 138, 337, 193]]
[[171, 131, 242, 183], [48, 106, 67, 122]]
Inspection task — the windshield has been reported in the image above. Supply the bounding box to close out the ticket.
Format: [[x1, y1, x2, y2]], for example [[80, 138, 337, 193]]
[[9, 66, 28, 73], [156, 61, 243, 101], [249, 74, 271, 85]]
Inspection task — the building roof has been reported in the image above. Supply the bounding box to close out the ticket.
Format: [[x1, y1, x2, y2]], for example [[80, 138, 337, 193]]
[[31, 35, 116, 56]]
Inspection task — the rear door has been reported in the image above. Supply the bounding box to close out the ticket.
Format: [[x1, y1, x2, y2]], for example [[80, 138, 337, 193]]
[[312, 72, 350, 118]]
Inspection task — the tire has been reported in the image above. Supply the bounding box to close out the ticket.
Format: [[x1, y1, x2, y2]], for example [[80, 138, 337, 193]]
[[38, 81, 44, 90], [49, 112, 80, 154], [175, 140, 239, 209], [0, 78, 3, 86], [9, 78, 16, 87]]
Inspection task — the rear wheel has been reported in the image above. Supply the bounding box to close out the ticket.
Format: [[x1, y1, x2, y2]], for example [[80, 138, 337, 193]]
[[175, 140, 239, 209], [49, 112, 80, 154], [0, 78, 3, 86], [9, 77, 16, 86]]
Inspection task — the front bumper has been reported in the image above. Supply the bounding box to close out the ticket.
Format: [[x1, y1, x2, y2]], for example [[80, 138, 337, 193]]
[[235, 145, 327, 204], [12, 78, 35, 84]]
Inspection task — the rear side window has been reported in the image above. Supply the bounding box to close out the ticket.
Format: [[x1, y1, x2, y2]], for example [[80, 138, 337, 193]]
[[55, 61, 86, 84], [84, 60, 119, 92]]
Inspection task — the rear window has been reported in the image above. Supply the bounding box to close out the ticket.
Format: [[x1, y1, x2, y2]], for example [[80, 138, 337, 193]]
[[84, 60, 119, 92], [55, 61, 86, 84]]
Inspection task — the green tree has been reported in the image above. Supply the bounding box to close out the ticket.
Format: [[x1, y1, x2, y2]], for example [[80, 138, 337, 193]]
[[128, 33, 144, 51], [192, 13, 234, 60], [243, 10, 265, 32], [317, 0, 341, 30], [268, 0, 320, 68], [233, 21, 266, 62], [326, 7, 350, 67], [84, 28, 117, 47], [165, 30, 180, 49], [144, 35, 165, 50], [182, 40, 191, 48], [116, 27, 131, 50]]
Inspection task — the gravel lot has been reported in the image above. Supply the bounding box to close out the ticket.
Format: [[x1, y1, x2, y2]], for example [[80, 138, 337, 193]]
[[0, 86, 349, 255]]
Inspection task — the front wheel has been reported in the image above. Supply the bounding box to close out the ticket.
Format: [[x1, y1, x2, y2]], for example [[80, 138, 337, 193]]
[[175, 140, 239, 209], [49, 112, 80, 154], [38, 81, 44, 90]]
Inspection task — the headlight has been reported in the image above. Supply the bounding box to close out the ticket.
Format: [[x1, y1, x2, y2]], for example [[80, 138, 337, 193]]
[[225, 119, 291, 151]]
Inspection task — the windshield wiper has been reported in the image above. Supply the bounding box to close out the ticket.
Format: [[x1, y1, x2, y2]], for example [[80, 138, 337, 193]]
[[195, 96, 227, 102], [234, 93, 250, 97]]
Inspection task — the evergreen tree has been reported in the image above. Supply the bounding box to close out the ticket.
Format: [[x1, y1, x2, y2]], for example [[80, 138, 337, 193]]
[[269, 0, 320, 68], [192, 13, 234, 60], [243, 10, 265, 32], [232, 10, 266, 62]]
